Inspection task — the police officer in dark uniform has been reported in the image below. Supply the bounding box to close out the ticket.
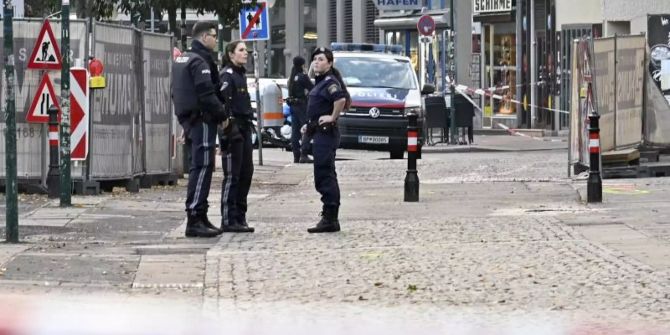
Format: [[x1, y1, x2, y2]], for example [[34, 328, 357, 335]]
[[306, 47, 350, 233], [172, 22, 227, 238], [287, 56, 314, 163], [218, 40, 255, 233]]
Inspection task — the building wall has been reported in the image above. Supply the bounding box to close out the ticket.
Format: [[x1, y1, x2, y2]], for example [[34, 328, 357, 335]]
[[602, 0, 670, 22], [555, 0, 602, 29]]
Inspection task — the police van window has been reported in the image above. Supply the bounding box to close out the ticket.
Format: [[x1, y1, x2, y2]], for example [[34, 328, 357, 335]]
[[334, 57, 417, 90]]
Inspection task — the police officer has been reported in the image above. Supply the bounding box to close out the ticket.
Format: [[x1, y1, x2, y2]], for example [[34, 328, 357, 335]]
[[172, 22, 227, 238], [218, 41, 255, 233], [306, 47, 350, 233], [287, 56, 314, 163]]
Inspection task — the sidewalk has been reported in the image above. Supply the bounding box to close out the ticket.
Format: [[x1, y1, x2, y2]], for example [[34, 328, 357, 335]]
[[422, 133, 567, 153], [1, 143, 670, 332]]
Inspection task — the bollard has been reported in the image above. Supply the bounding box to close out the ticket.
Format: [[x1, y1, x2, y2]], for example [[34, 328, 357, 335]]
[[587, 113, 602, 203], [404, 113, 419, 202], [47, 105, 60, 198]]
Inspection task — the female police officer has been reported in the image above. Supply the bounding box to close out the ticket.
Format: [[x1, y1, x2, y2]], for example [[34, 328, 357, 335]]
[[306, 47, 350, 233], [218, 41, 255, 233], [287, 56, 314, 163]]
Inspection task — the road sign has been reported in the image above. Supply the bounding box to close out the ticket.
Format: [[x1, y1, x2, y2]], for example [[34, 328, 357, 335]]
[[239, 2, 269, 41], [417, 15, 435, 36], [26, 73, 60, 123], [70, 68, 89, 160], [27, 19, 62, 70]]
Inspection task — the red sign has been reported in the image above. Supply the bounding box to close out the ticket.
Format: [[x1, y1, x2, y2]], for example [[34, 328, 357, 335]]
[[417, 15, 435, 36], [70, 68, 89, 160], [27, 20, 62, 70]]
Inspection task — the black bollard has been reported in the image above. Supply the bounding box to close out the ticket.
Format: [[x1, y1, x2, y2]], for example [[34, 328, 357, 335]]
[[46, 105, 60, 198], [404, 113, 419, 202], [587, 113, 602, 203]]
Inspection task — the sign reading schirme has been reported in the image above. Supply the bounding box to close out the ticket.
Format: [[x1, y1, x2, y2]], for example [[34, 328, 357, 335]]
[[473, 0, 512, 14], [373, 0, 422, 11]]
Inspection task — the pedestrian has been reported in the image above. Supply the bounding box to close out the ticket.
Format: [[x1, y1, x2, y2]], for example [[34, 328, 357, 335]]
[[287, 55, 315, 163], [218, 40, 255, 233], [172, 21, 228, 238], [305, 47, 350, 233]]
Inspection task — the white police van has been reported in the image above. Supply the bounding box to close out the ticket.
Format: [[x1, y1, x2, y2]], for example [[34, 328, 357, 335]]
[[332, 43, 435, 159]]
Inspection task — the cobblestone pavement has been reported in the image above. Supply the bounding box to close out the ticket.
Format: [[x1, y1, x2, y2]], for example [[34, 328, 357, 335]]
[[204, 149, 670, 330], [2, 146, 670, 333]]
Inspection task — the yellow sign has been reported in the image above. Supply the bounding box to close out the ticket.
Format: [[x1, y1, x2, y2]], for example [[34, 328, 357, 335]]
[[484, 105, 493, 117], [90, 76, 106, 89]]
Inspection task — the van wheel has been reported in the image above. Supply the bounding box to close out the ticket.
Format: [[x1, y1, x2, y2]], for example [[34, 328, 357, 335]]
[[390, 148, 404, 160]]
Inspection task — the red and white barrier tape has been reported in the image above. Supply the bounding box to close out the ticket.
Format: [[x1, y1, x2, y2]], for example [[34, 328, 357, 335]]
[[453, 84, 570, 115]]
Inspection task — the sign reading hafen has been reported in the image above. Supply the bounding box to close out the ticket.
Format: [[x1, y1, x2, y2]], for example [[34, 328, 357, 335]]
[[473, 0, 512, 14], [373, 0, 422, 11]]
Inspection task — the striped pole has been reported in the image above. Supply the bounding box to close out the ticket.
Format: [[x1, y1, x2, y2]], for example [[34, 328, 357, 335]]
[[587, 113, 602, 203], [404, 112, 419, 202], [47, 105, 60, 198]]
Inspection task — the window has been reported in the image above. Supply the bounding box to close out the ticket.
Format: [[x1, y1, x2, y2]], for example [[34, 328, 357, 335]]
[[334, 57, 418, 90]]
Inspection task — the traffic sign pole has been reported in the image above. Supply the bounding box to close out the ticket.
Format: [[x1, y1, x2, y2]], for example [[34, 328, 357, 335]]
[[449, 0, 457, 145], [254, 42, 263, 166], [4, 0, 19, 243], [60, 0, 72, 206]]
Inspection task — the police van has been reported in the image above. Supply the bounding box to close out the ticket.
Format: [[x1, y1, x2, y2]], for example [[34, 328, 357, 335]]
[[331, 43, 435, 159]]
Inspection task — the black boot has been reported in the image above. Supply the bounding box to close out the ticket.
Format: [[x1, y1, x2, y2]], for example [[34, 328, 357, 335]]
[[185, 214, 221, 238], [307, 207, 340, 233], [299, 155, 313, 163], [221, 215, 255, 233], [201, 213, 221, 233]]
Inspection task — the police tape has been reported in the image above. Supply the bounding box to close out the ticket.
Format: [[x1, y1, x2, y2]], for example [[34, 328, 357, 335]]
[[453, 83, 571, 116]]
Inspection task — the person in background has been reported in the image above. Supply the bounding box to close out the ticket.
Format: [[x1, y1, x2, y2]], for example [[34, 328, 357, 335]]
[[287, 56, 315, 163]]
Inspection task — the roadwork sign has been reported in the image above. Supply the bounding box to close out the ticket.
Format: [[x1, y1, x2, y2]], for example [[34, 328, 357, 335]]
[[27, 19, 62, 70], [26, 73, 60, 123]]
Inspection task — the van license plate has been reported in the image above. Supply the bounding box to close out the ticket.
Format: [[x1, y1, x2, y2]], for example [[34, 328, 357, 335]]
[[358, 136, 389, 144]]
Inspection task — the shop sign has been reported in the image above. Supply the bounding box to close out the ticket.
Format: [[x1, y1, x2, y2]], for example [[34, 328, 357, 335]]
[[473, 0, 512, 15], [373, 0, 423, 11]]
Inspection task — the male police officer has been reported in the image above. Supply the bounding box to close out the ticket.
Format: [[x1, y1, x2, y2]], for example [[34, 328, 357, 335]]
[[172, 22, 227, 238]]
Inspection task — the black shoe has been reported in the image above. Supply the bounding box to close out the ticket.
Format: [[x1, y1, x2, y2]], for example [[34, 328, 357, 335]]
[[221, 223, 255, 233], [307, 208, 340, 233], [185, 216, 221, 238], [201, 214, 221, 232], [237, 217, 255, 233], [299, 155, 313, 163]]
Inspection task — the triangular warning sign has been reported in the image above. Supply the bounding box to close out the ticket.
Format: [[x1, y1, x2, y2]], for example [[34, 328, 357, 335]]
[[26, 73, 60, 123], [27, 20, 62, 70]]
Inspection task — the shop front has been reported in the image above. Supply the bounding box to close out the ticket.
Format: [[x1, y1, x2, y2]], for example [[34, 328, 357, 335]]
[[474, 0, 556, 129]]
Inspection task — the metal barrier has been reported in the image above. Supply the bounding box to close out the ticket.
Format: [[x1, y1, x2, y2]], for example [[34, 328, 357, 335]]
[[141, 32, 173, 177], [1, 20, 178, 191]]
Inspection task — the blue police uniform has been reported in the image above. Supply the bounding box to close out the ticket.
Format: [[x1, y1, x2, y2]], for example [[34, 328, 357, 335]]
[[306, 68, 347, 233], [172, 40, 227, 237], [219, 63, 255, 233], [289, 71, 314, 162]]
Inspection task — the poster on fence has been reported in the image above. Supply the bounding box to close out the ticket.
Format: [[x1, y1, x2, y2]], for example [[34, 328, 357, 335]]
[[648, 14, 670, 105]]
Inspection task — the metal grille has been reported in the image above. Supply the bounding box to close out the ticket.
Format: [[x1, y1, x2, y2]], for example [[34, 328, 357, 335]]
[[342, 125, 405, 136], [328, 0, 337, 43], [365, 0, 379, 43], [349, 107, 404, 118], [344, 0, 353, 43]]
